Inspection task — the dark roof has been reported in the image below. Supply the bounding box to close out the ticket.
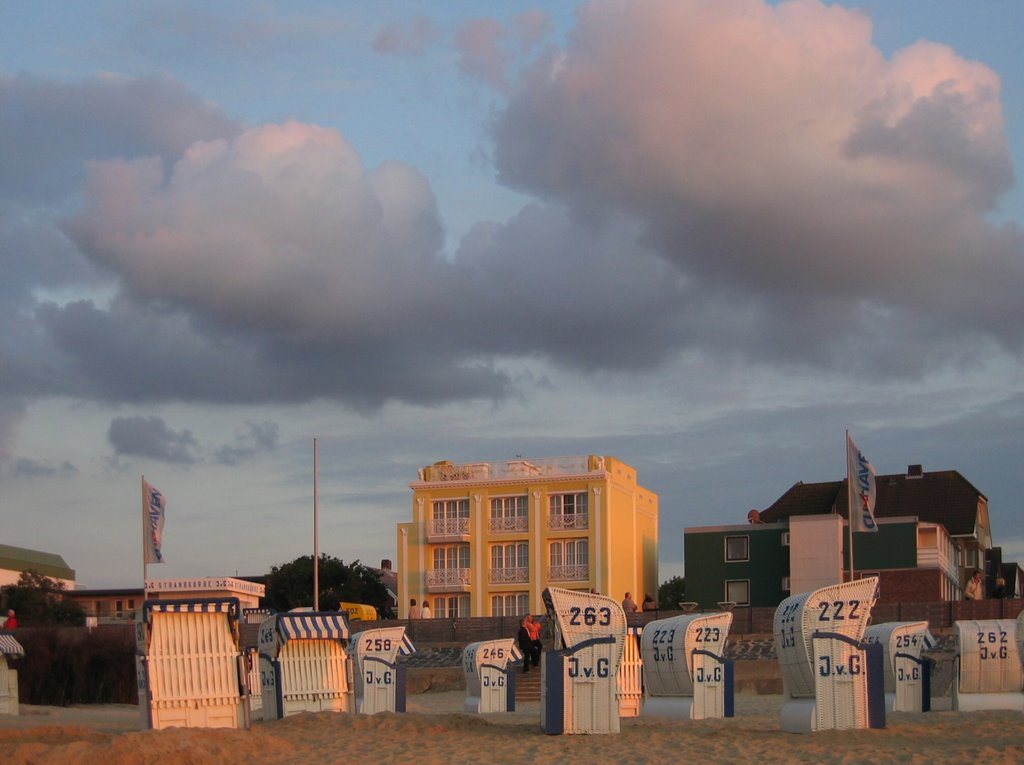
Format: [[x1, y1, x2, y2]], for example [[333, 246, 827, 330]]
[[0, 544, 76, 581], [759, 470, 984, 536]]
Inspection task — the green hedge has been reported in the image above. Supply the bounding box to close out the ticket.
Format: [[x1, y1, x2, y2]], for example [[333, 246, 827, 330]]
[[10, 625, 137, 706]]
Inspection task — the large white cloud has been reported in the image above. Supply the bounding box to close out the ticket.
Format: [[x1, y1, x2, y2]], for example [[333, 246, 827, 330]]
[[69, 122, 450, 339], [493, 0, 1024, 365]]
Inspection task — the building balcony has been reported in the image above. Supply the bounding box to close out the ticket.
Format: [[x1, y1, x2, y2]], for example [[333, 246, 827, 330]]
[[547, 563, 589, 582], [428, 517, 470, 541], [489, 566, 529, 585], [489, 516, 528, 534], [426, 567, 472, 592], [547, 513, 589, 531]]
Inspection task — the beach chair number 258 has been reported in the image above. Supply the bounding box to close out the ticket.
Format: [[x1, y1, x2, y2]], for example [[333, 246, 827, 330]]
[[568, 606, 612, 626], [366, 670, 393, 685], [364, 637, 393, 652]]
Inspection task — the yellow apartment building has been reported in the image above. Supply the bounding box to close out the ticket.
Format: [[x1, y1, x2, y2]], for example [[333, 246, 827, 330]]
[[397, 455, 658, 618]]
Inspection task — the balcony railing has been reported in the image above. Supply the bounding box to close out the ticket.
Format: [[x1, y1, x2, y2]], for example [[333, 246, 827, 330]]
[[429, 517, 470, 538], [426, 567, 472, 591], [547, 563, 589, 582], [548, 513, 588, 531], [489, 566, 529, 584], [489, 516, 528, 533]]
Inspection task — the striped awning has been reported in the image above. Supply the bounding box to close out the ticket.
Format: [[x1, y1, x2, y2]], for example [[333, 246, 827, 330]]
[[278, 613, 350, 642], [397, 633, 416, 656], [144, 598, 240, 622], [0, 633, 25, 657], [243, 607, 274, 624]]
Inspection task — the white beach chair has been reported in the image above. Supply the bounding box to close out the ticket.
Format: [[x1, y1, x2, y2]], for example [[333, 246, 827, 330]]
[[0, 632, 25, 716], [952, 619, 1023, 712], [135, 598, 250, 730], [640, 611, 734, 720], [242, 607, 273, 717], [350, 626, 415, 714], [462, 638, 521, 713], [258, 611, 353, 720], [774, 577, 884, 733], [540, 587, 627, 735], [864, 621, 934, 712], [617, 626, 644, 718]]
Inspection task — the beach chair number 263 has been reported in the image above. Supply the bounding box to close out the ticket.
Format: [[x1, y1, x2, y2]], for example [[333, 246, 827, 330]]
[[568, 656, 611, 678], [568, 606, 612, 626]]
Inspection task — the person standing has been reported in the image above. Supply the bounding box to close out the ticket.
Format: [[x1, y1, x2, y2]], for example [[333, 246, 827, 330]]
[[994, 574, 1007, 599], [420, 600, 432, 618], [641, 593, 656, 612], [517, 616, 534, 673], [408, 599, 421, 619], [622, 592, 638, 614], [964, 570, 984, 600], [524, 614, 543, 668], [4, 610, 17, 629]]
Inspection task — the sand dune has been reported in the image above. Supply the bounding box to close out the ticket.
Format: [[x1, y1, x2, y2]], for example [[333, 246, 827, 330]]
[[2, 693, 1022, 765]]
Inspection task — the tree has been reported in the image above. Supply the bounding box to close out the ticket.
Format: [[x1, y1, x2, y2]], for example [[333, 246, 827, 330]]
[[658, 575, 686, 611], [2, 571, 86, 626], [264, 555, 393, 618]]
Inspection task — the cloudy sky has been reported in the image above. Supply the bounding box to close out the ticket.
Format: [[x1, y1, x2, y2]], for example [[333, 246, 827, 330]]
[[2, 0, 1023, 589]]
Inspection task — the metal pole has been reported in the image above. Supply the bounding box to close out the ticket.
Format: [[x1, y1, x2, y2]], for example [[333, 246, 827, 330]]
[[314, 437, 319, 611]]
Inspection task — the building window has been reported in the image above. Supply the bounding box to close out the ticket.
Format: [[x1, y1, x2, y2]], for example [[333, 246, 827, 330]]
[[725, 580, 750, 606], [549, 492, 588, 530], [725, 535, 749, 562], [490, 542, 529, 583], [433, 544, 470, 569], [549, 539, 589, 581], [491, 593, 530, 616], [781, 532, 790, 546], [781, 576, 790, 591], [490, 495, 528, 533], [128, 599, 136, 610], [431, 498, 470, 535], [433, 594, 470, 618]]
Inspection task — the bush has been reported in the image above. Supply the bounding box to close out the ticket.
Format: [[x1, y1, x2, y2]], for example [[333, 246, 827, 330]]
[[13, 625, 137, 706]]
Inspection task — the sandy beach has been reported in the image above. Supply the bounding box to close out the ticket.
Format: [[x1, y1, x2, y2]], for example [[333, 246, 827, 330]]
[[2, 692, 1022, 765]]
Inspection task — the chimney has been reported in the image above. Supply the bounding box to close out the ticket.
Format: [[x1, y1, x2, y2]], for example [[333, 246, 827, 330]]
[[380, 559, 392, 571], [907, 464, 923, 478]]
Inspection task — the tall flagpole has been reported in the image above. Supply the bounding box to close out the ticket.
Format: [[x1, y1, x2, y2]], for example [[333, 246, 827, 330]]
[[846, 431, 855, 583], [313, 437, 319, 611], [141, 474, 148, 598]]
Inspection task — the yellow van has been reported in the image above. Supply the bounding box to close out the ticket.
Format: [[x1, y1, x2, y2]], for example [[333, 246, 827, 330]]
[[340, 602, 378, 621]]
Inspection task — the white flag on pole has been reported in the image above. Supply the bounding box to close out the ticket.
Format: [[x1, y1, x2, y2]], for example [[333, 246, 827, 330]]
[[847, 433, 877, 533], [143, 480, 167, 563]]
